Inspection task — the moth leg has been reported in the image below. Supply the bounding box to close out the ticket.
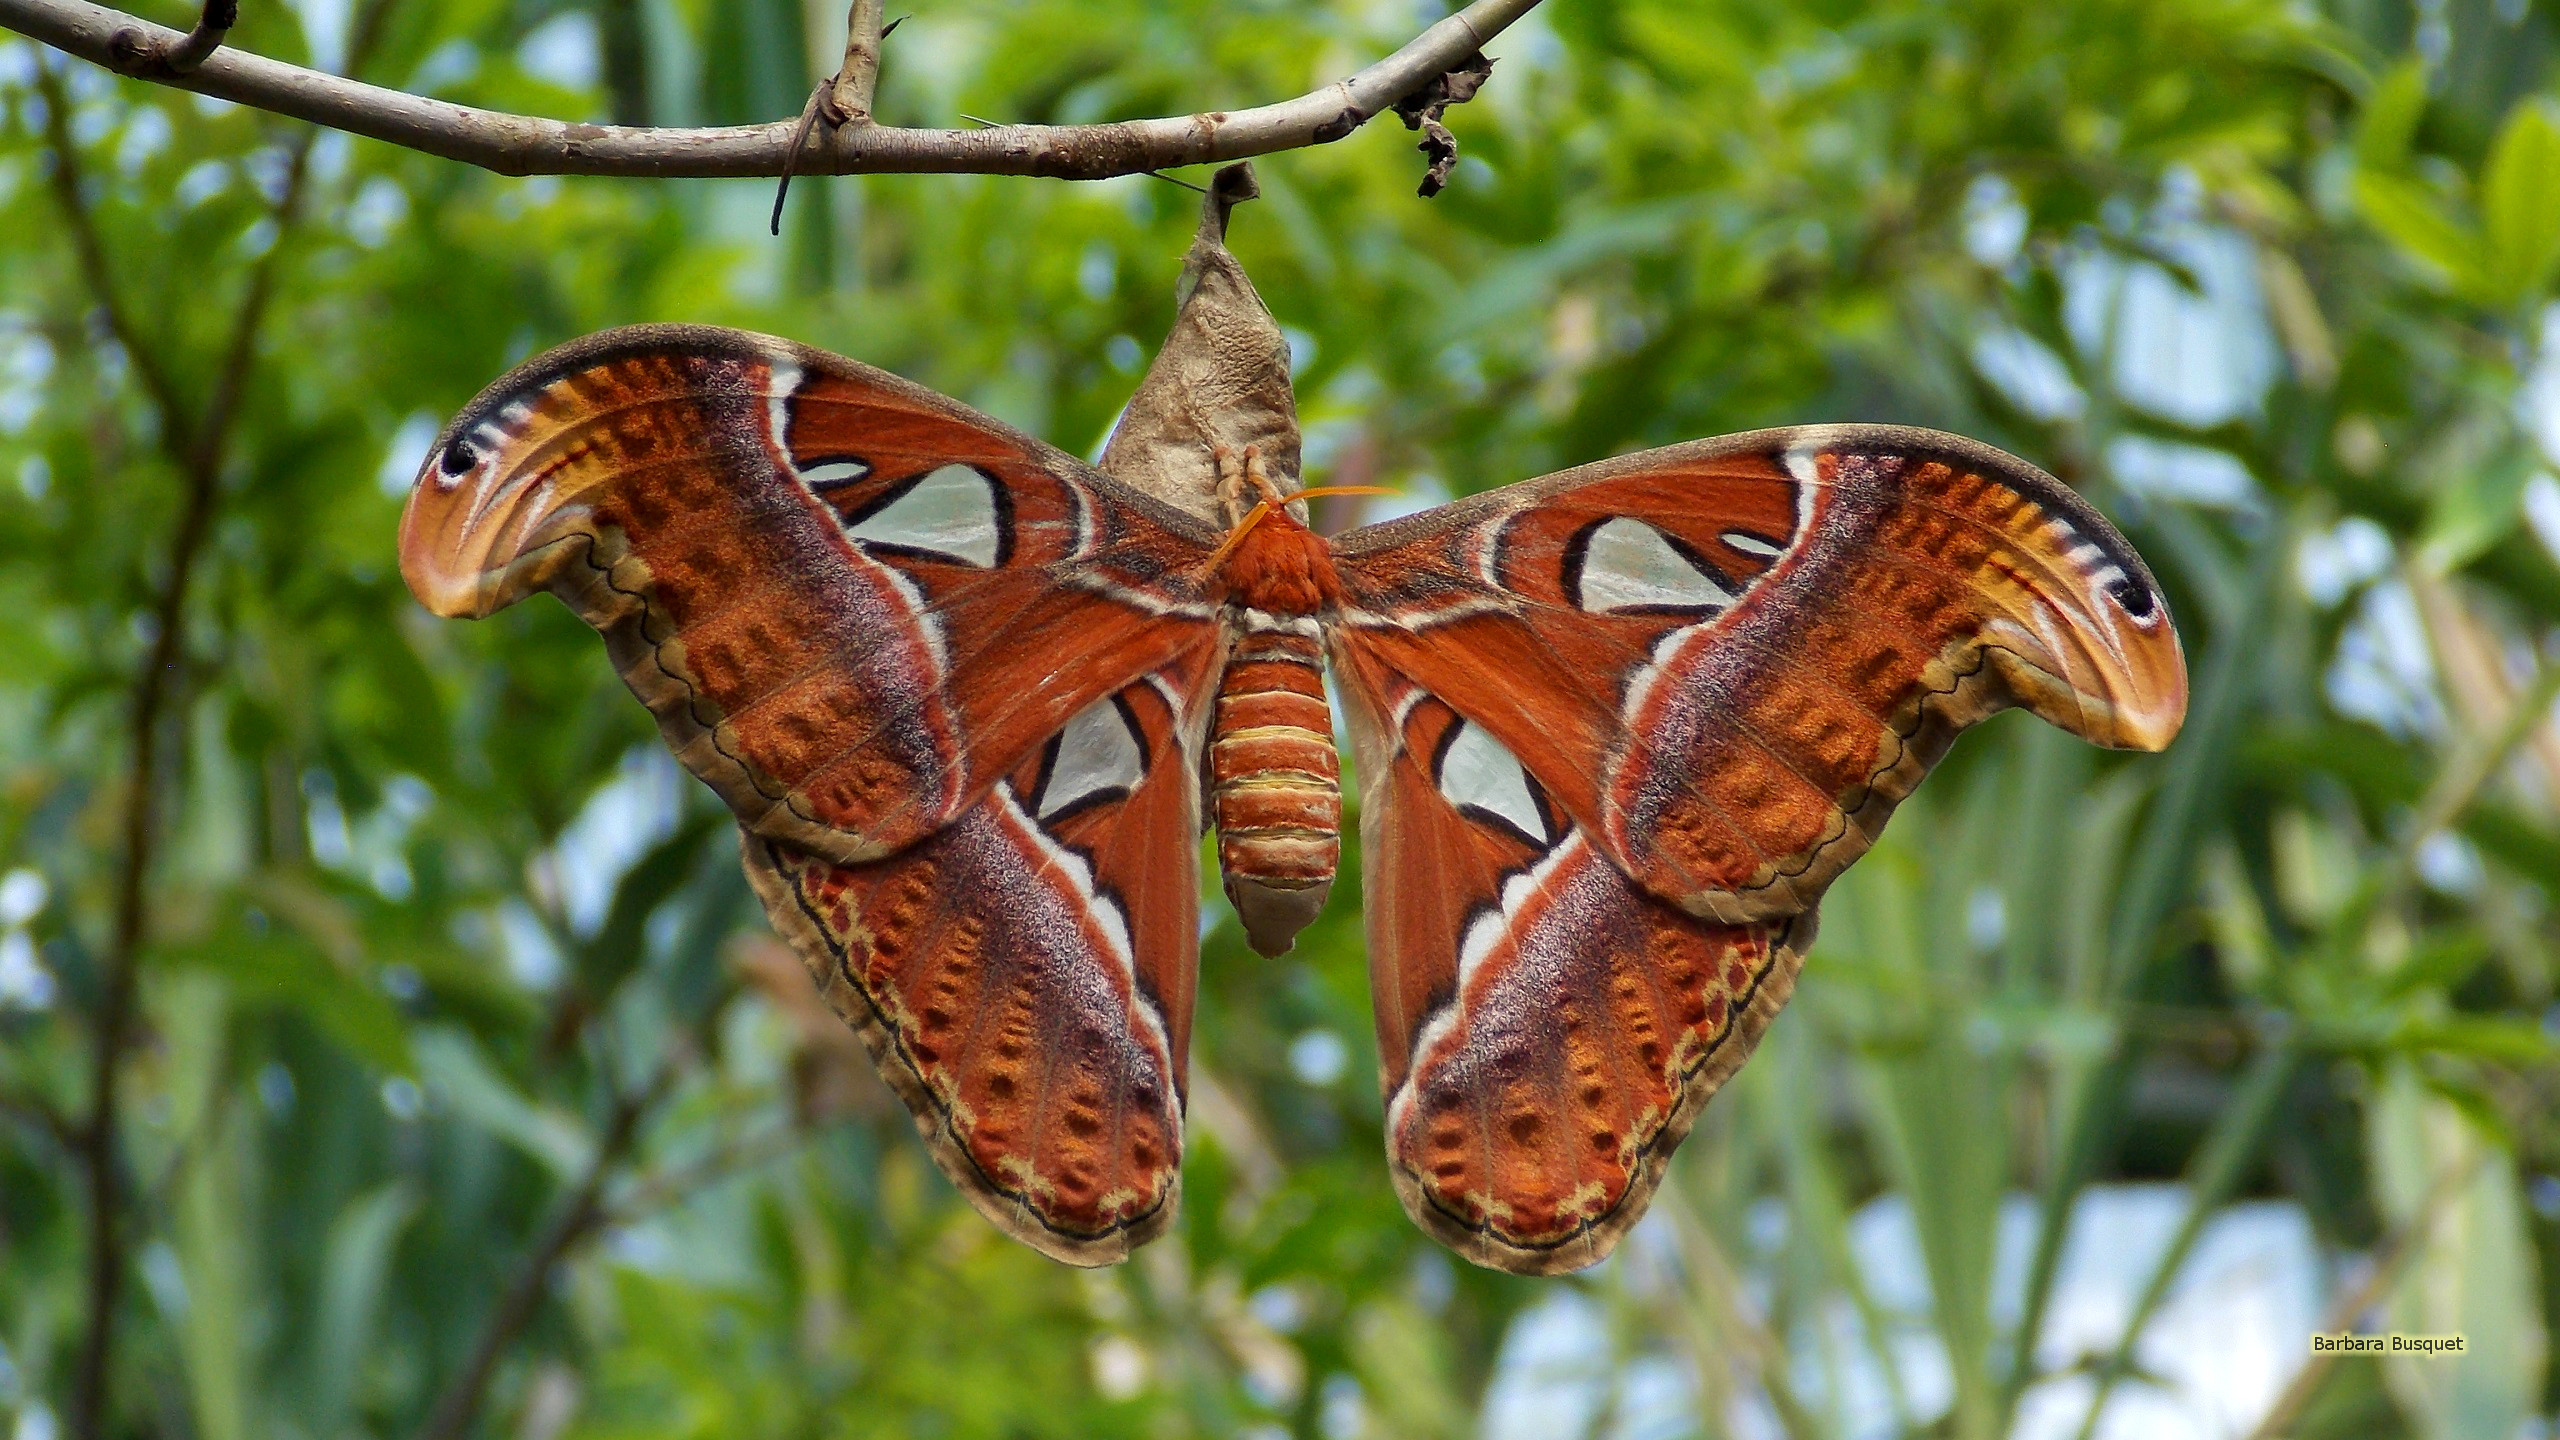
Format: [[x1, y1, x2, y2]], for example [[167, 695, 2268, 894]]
[[1240, 446, 1288, 507], [1213, 443, 1288, 525], [1214, 445, 1252, 526]]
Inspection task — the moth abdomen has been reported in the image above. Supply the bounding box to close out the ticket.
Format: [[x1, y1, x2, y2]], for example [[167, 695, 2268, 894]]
[[1211, 624, 1339, 956]]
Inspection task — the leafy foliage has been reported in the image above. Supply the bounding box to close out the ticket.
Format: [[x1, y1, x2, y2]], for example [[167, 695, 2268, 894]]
[[2, 0, 2558, 1436]]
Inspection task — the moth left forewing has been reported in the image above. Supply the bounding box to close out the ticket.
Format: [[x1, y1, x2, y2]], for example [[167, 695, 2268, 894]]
[[743, 649, 1219, 1266], [1331, 425, 2186, 925], [401, 325, 1224, 871], [1331, 650, 1809, 1275]]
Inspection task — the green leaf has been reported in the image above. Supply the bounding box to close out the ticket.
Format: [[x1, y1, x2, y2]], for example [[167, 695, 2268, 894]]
[[160, 972, 254, 1440], [2354, 170, 2479, 292], [2369, 1066, 2550, 1439], [2481, 98, 2560, 307], [305, 1183, 418, 1438], [412, 1028, 593, 1178], [2068, 1044, 2305, 1433], [2376, 932, 2493, 1000], [2395, 1016, 2556, 1065], [2420, 444, 2539, 573], [2356, 60, 2428, 171], [159, 914, 416, 1074], [573, 806, 721, 997]]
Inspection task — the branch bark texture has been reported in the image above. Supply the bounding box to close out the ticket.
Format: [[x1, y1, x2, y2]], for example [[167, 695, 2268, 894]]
[[0, 0, 1541, 179], [108, 0, 232, 76], [828, 0, 886, 127]]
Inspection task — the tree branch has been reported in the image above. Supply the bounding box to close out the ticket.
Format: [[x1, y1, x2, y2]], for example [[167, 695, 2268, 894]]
[[0, 1085, 75, 1150], [42, 55, 219, 1437], [65, 134, 314, 1440], [103, 0, 231, 76], [0, 0, 1543, 179], [769, 0, 893, 235], [827, 0, 886, 128], [412, 1059, 678, 1440], [37, 60, 198, 458], [49, 4, 393, 1428], [603, 1120, 811, 1228]]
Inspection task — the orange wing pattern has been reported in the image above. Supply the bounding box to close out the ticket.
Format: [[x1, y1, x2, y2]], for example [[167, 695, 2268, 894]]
[[403, 322, 2189, 1280], [1328, 426, 2181, 1269], [1332, 426, 2185, 925], [400, 324, 1224, 867], [1329, 657, 1811, 1272], [746, 657, 1218, 1262], [399, 326, 1230, 1263]]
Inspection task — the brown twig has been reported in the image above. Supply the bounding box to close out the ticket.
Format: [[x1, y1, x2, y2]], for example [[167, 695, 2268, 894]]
[[828, 0, 886, 127], [42, 50, 234, 1432], [48, 4, 394, 1429], [62, 258, 215, 1440], [769, 1, 890, 234], [769, 80, 835, 237], [101, 0, 232, 76], [411, 1061, 678, 1440], [0, 1086, 75, 1150], [36, 62, 197, 457], [62, 137, 307, 1438], [604, 1121, 813, 1227], [157, 0, 229, 72], [1, 0, 1544, 180]]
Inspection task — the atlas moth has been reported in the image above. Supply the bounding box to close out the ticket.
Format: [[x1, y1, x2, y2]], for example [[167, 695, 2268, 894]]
[[400, 164, 2185, 1275]]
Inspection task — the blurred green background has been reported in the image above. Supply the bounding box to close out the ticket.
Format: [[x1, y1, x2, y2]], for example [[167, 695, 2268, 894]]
[[4, 0, 2560, 1435]]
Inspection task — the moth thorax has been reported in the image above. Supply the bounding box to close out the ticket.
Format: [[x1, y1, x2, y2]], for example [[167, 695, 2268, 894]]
[[1219, 512, 1342, 616], [1210, 621, 1340, 957]]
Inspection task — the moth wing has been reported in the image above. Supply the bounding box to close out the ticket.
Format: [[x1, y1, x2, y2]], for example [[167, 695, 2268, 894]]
[[746, 651, 1220, 1264], [401, 324, 1224, 867], [1330, 425, 2185, 924], [1329, 653, 1810, 1274]]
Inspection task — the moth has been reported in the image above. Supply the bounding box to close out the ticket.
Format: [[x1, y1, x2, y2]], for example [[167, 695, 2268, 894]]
[[400, 167, 2185, 1275]]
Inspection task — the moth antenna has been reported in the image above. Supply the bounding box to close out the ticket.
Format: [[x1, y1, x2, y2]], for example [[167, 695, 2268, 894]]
[[1141, 169, 1211, 195], [1290, 485, 1399, 501], [1202, 500, 1276, 573]]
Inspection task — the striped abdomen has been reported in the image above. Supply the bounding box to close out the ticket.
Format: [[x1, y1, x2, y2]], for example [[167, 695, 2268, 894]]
[[1212, 616, 1340, 956]]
